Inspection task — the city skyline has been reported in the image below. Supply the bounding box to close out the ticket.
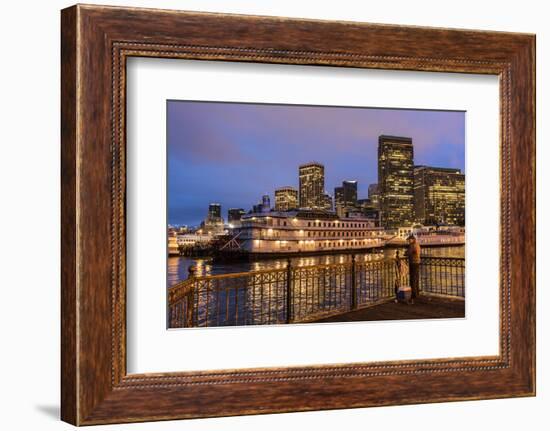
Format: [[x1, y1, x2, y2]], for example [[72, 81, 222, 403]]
[[168, 101, 465, 226]]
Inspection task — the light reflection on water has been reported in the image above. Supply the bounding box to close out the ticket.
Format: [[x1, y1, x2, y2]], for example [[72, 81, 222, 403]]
[[167, 246, 465, 287]]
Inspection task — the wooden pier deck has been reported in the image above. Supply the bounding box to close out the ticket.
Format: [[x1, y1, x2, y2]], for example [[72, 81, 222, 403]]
[[314, 296, 465, 323]]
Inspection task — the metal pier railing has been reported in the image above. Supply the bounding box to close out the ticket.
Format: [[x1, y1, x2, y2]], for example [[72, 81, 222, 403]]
[[168, 256, 465, 328]]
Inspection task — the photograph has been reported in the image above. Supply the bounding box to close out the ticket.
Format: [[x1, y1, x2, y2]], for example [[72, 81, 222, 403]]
[[166, 101, 466, 328]]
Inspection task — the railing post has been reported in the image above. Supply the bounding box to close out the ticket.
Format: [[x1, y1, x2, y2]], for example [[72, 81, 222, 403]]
[[418, 257, 423, 295], [185, 265, 196, 327], [286, 258, 292, 324], [351, 253, 357, 310]]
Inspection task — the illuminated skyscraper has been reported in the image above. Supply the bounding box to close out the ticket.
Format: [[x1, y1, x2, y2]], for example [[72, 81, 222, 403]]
[[357, 198, 381, 226], [334, 180, 358, 217], [203, 203, 224, 234], [334, 186, 344, 216], [208, 203, 222, 221], [378, 135, 414, 228], [368, 183, 380, 209], [228, 208, 245, 223], [343, 180, 357, 206], [274, 186, 298, 211], [414, 166, 465, 226], [322, 193, 333, 212], [261, 194, 271, 213], [299, 162, 325, 209]]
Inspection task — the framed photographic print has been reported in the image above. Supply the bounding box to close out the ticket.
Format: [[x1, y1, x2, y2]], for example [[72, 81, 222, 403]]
[[61, 4, 535, 425], [165, 101, 467, 330]]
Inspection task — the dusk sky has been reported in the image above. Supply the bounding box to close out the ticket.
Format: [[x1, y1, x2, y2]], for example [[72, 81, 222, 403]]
[[168, 101, 465, 226]]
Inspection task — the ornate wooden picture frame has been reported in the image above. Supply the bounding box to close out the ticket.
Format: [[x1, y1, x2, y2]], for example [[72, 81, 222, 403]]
[[61, 4, 535, 425]]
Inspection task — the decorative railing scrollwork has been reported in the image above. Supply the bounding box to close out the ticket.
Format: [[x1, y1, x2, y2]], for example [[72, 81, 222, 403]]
[[168, 256, 465, 328]]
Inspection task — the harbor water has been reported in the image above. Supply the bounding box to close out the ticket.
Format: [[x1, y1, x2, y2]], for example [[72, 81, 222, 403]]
[[168, 245, 465, 287]]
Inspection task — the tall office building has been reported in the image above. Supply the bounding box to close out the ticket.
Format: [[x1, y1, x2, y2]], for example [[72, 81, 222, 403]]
[[343, 180, 358, 206], [274, 186, 298, 211], [299, 162, 325, 209], [261, 194, 271, 213], [368, 183, 380, 209], [322, 193, 334, 212], [208, 203, 222, 221], [228, 208, 245, 223], [357, 198, 380, 226], [414, 166, 465, 226], [334, 180, 358, 217], [334, 186, 344, 216], [202, 202, 224, 234], [378, 135, 414, 228]]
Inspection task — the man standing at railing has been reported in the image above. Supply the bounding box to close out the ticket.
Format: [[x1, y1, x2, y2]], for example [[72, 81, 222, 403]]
[[406, 234, 421, 302]]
